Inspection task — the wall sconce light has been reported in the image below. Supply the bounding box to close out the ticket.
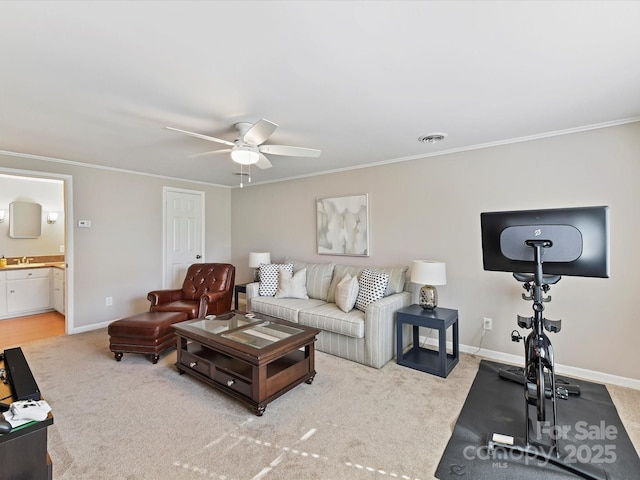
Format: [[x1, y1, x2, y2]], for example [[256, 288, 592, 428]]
[[47, 212, 59, 224], [0, 209, 5, 223]]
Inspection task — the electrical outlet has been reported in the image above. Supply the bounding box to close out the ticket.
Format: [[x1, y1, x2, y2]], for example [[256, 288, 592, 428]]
[[483, 317, 493, 331], [105, 296, 113, 307]]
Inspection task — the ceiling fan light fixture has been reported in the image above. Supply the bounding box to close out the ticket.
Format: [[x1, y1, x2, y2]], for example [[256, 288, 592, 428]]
[[168, 117, 315, 174], [231, 145, 259, 165]]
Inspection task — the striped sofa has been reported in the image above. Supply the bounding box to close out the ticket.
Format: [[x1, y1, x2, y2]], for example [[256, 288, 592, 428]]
[[246, 259, 412, 368]]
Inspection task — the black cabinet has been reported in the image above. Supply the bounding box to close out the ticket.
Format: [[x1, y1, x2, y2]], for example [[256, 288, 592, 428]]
[[0, 412, 53, 480]]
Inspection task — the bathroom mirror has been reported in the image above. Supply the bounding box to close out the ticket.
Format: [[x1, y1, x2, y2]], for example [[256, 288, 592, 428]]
[[9, 201, 42, 238]]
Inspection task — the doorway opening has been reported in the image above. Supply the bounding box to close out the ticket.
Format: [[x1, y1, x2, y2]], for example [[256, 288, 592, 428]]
[[0, 168, 74, 342]]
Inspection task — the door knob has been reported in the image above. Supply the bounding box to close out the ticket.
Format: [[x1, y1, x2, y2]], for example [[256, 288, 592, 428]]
[[196, 255, 202, 259]]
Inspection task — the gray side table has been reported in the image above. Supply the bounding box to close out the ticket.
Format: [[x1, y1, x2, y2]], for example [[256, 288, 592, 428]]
[[396, 305, 459, 378]]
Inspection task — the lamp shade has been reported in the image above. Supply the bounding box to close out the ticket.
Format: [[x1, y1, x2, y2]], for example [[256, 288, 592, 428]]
[[249, 252, 271, 268], [410, 260, 447, 286]]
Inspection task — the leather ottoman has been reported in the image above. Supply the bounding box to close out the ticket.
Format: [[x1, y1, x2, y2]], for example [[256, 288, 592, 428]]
[[108, 311, 189, 364]]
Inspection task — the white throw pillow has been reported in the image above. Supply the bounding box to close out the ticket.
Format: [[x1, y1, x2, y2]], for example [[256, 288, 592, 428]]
[[259, 263, 293, 296], [275, 267, 309, 299], [335, 274, 359, 313], [355, 268, 389, 312]]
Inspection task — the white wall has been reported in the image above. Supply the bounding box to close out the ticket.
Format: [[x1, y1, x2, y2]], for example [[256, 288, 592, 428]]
[[2, 122, 638, 381], [0, 156, 232, 330], [231, 122, 640, 381]]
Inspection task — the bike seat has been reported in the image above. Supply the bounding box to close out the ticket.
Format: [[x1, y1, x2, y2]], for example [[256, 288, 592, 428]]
[[512, 272, 562, 285]]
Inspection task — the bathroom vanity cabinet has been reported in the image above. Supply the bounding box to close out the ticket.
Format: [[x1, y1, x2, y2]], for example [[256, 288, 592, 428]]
[[0, 267, 52, 318], [52, 267, 65, 314]]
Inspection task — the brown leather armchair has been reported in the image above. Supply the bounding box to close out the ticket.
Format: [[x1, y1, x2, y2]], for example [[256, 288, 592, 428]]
[[147, 263, 235, 319]]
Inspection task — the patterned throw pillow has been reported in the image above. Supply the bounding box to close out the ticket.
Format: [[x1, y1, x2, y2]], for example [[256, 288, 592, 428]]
[[355, 268, 389, 312], [259, 263, 293, 296], [335, 274, 359, 313], [275, 267, 309, 299]]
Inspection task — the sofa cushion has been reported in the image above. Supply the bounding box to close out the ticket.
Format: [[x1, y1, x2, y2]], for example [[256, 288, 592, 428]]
[[327, 264, 408, 303], [250, 296, 326, 323], [259, 263, 293, 296], [335, 274, 359, 313], [285, 258, 335, 301], [275, 267, 309, 299], [355, 268, 389, 311], [298, 303, 365, 339]]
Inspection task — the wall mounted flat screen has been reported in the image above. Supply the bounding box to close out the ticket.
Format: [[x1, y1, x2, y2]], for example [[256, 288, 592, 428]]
[[480, 206, 610, 278]]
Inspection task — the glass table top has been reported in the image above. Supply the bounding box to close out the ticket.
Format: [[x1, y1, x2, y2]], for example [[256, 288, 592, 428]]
[[174, 312, 303, 349], [187, 314, 255, 335], [221, 322, 303, 349]]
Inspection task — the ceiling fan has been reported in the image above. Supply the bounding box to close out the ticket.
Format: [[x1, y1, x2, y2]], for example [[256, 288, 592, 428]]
[[166, 118, 321, 170]]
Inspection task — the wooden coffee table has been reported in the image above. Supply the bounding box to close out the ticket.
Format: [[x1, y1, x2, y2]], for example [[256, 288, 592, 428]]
[[173, 311, 320, 416]]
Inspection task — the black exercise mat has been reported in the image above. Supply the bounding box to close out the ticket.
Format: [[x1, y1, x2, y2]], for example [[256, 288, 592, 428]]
[[435, 360, 640, 479]]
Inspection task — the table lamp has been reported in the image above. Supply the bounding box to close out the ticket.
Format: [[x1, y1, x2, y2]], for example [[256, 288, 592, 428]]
[[410, 260, 447, 310], [249, 252, 271, 282]]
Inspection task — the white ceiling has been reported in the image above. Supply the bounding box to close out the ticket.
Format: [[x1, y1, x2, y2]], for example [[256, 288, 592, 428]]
[[2, 1, 640, 187]]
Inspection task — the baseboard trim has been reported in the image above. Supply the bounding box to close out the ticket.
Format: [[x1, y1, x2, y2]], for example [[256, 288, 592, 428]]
[[419, 336, 640, 390], [72, 320, 112, 334]]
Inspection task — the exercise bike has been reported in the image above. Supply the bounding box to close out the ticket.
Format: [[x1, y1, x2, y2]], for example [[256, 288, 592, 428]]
[[509, 240, 563, 452], [488, 240, 609, 480]]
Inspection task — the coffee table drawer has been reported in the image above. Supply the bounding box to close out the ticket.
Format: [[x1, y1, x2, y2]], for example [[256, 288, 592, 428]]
[[215, 369, 251, 397], [181, 351, 211, 376]]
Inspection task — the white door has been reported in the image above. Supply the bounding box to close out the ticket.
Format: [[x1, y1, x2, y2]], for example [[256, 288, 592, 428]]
[[164, 188, 205, 288]]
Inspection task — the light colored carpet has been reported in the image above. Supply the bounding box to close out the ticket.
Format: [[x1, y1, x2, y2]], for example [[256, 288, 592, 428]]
[[17, 329, 640, 480]]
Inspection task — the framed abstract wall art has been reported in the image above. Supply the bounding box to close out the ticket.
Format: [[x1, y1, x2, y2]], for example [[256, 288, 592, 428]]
[[316, 193, 369, 256]]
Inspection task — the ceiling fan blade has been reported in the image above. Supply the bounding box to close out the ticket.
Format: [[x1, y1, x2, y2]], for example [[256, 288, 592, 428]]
[[165, 127, 234, 147], [259, 144, 321, 157], [255, 153, 273, 169], [188, 149, 232, 159], [243, 119, 278, 145]]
